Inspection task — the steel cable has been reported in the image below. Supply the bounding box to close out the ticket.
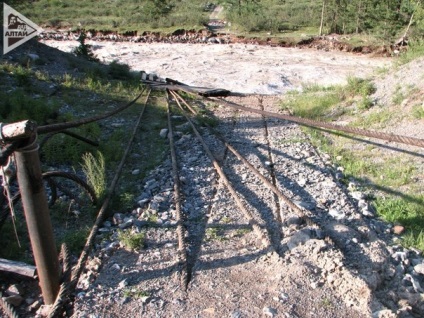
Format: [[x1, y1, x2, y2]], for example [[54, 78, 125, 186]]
[[169, 90, 272, 249], [210, 97, 424, 148], [165, 90, 189, 290], [38, 87, 146, 135]]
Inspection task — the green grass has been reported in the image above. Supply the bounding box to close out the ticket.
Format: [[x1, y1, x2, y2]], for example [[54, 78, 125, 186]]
[[412, 103, 424, 119], [351, 109, 393, 128], [0, 54, 168, 262], [123, 288, 150, 299], [205, 226, 227, 241], [16, 0, 208, 33], [81, 151, 107, 200], [306, 126, 423, 250], [282, 89, 341, 120], [373, 197, 424, 251], [118, 230, 146, 251], [282, 77, 376, 120]]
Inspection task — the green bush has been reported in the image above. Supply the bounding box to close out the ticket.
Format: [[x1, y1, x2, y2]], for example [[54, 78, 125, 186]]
[[41, 123, 101, 165], [0, 89, 60, 124], [72, 31, 99, 62], [108, 60, 133, 80]]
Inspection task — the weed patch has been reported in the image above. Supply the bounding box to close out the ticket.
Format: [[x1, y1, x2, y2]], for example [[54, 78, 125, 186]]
[[118, 230, 146, 251]]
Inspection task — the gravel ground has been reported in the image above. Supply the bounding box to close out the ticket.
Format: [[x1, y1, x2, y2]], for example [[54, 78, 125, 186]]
[[71, 95, 424, 318], [2, 40, 423, 318]]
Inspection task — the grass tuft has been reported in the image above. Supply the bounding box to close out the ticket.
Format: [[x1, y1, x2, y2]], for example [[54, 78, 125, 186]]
[[81, 151, 107, 200], [118, 230, 146, 251]]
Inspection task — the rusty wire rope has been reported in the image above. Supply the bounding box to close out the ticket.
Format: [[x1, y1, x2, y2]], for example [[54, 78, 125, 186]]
[[37, 87, 146, 135], [165, 91, 189, 290], [0, 291, 20, 318], [70, 89, 151, 294], [172, 91, 314, 223], [169, 90, 272, 249], [209, 97, 424, 149]]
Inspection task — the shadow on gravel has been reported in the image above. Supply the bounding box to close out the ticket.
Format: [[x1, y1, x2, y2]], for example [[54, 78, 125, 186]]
[[194, 249, 268, 271]]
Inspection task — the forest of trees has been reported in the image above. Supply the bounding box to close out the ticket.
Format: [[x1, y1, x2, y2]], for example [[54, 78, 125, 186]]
[[222, 0, 424, 40], [4, 0, 424, 43]]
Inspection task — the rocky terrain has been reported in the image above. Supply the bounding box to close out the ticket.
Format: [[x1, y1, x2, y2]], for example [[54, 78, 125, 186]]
[[1, 38, 423, 317], [69, 94, 423, 318]]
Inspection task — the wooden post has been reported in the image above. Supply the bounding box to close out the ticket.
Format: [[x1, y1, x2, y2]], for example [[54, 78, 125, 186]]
[[1, 120, 60, 305]]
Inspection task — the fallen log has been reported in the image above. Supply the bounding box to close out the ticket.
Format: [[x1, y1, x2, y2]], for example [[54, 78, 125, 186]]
[[0, 258, 36, 278]]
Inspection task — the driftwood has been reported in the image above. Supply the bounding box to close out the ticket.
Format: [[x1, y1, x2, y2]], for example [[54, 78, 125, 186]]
[[0, 258, 36, 278]]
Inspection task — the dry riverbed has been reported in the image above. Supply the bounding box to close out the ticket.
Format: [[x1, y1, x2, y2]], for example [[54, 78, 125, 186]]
[[41, 40, 390, 94]]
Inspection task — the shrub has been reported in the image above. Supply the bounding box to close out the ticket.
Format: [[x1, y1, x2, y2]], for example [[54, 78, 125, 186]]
[[81, 151, 106, 199], [72, 31, 99, 62], [118, 230, 146, 250], [108, 60, 133, 80]]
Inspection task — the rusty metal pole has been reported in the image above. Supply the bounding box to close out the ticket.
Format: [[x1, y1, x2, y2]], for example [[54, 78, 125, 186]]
[[14, 134, 59, 305]]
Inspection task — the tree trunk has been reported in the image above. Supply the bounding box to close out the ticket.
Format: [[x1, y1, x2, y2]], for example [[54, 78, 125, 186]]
[[319, 0, 325, 36], [356, 0, 362, 34]]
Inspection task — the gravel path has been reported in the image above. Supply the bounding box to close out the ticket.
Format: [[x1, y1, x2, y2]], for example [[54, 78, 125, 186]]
[[72, 95, 424, 318]]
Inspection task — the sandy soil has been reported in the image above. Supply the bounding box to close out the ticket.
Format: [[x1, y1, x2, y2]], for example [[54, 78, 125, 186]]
[[41, 40, 391, 95]]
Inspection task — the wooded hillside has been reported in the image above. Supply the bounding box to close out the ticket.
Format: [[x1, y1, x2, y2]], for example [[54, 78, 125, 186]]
[[6, 0, 424, 42]]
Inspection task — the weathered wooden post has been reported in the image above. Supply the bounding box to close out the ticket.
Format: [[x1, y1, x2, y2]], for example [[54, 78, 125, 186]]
[[1, 120, 59, 305]]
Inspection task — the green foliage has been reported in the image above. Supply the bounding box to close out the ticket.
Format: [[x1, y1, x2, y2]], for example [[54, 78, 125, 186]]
[[205, 226, 227, 241], [60, 227, 91, 254], [373, 196, 424, 251], [72, 32, 99, 62], [16, 0, 423, 41], [412, 103, 424, 119], [118, 230, 146, 250], [108, 60, 133, 80], [282, 87, 341, 120], [345, 77, 376, 98], [81, 151, 107, 199], [398, 39, 424, 64], [123, 288, 150, 299], [41, 123, 101, 165], [0, 89, 60, 124]]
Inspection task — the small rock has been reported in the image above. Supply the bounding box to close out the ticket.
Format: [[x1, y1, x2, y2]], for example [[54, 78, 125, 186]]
[[118, 219, 133, 229], [262, 306, 277, 317], [111, 263, 121, 271], [264, 161, 273, 167], [361, 207, 374, 217], [132, 169, 140, 175], [393, 225, 405, 235], [6, 284, 24, 296], [329, 209, 345, 220], [298, 177, 307, 187], [118, 279, 129, 289], [27, 53, 40, 61], [414, 263, 424, 275], [372, 309, 396, 318], [28, 299, 42, 312], [113, 213, 124, 225], [404, 274, 423, 293], [287, 230, 311, 250], [36, 304, 51, 317], [159, 128, 168, 138], [4, 295, 23, 306], [231, 310, 242, 318]]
